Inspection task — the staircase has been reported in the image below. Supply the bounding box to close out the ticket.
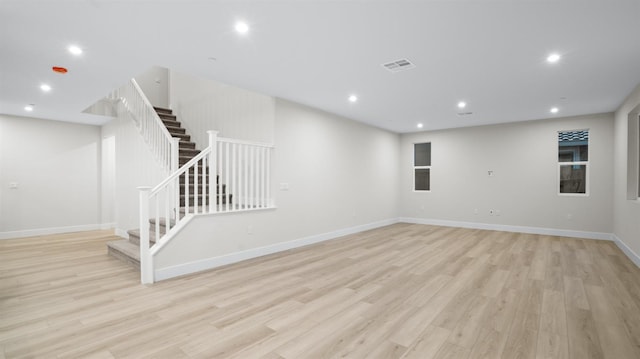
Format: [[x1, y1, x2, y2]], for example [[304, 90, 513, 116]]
[[107, 107, 232, 268]]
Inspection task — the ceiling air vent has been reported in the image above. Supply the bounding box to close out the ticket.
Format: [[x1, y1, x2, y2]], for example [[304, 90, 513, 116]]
[[382, 58, 415, 73], [457, 112, 473, 117]]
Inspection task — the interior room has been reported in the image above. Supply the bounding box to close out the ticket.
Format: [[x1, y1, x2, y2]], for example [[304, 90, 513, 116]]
[[1, 1, 640, 358]]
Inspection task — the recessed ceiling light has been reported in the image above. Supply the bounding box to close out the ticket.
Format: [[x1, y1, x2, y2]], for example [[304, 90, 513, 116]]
[[547, 53, 561, 63], [24, 105, 34, 112], [40, 84, 51, 92], [417, 123, 423, 129], [348, 95, 358, 103], [550, 107, 559, 113], [68, 45, 83, 55], [457, 101, 467, 109], [235, 21, 249, 34]]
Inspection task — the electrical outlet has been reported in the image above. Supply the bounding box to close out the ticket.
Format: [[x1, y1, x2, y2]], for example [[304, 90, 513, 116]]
[[474, 208, 479, 215], [496, 210, 501, 216], [9, 182, 18, 189], [279, 183, 290, 191]]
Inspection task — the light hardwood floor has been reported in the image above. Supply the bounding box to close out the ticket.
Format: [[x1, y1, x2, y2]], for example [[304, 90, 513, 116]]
[[1, 224, 640, 358]]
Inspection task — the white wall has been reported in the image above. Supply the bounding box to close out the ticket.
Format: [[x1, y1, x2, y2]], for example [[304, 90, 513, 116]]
[[101, 112, 166, 236], [154, 99, 400, 271], [0, 115, 103, 238], [134, 66, 169, 108], [613, 83, 640, 261], [400, 113, 614, 237], [169, 70, 275, 147]]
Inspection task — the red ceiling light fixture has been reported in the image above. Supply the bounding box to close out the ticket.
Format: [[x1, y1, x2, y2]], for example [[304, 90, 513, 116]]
[[52, 66, 68, 74]]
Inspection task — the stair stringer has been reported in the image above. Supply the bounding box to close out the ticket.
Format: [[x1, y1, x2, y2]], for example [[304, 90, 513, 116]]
[[151, 208, 277, 281], [147, 212, 196, 281]]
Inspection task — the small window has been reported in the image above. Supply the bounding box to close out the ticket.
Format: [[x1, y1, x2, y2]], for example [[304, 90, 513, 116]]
[[414, 143, 431, 191], [558, 130, 589, 195], [625, 111, 639, 200]]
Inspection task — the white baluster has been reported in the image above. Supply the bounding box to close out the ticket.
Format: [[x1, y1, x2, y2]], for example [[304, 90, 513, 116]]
[[250, 146, 255, 208], [228, 142, 229, 211], [202, 156, 208, 213], [194, 157, 199, 214], [244, 145, 249, 209], [266, 148, 271, 207], [185, 164, 190, 215], [260, 147, 265, 208], [207, 131, 218, 213], [232, 143, 237, 211]]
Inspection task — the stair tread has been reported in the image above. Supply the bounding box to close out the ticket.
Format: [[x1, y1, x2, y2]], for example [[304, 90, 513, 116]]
[[173, 134, 191, 140], [127, 229, 159, 242], [162, 119, 181, 126], [180, 150, 200, 156], [179, 142, 196, 149], [149, 217, 178, 226], [167, 129, 186, 135], [107, 239, 140, 260], [153, 107, 172, 114]]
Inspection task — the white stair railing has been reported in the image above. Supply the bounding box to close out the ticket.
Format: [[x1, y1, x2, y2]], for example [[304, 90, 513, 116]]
[[110, 79, 179, 174], [138, 130, 275, 284], [216, 137, 274, 211]]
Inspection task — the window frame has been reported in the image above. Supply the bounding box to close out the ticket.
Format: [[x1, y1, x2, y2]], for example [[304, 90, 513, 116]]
[[557, 129, 590, 197], [413, 142, 431, 192]]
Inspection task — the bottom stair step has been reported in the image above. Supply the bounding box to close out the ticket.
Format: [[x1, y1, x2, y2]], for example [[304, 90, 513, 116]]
[[107, 239, 140, 269]]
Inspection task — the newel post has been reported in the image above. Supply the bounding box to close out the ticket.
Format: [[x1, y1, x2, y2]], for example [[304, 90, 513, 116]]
[[138, 186, 153, 284], [208, 130, 219, 213]]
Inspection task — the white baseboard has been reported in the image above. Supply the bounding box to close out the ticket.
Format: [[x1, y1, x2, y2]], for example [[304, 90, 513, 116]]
[[154, 218, 400, 282], [612, 234, 640, 268], [0, 223, 115, 240], [399, 217, 613, 241], [100, 222, 116, 230], [153, 217, 638, 282]]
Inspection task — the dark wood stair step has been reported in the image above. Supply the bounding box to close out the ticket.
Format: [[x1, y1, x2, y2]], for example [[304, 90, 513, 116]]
[[180, 194, 232, 206], [162, 119, 182, 128], [166, 126, 186, 134], [172, 133, 190, 141], [153, 107, 172, 115], [180, 184, 226, 194], [180, 141, 196, 149], [157, 113, 177, 121], [179, 148, 200, 157], [179, 174, 217, 184]]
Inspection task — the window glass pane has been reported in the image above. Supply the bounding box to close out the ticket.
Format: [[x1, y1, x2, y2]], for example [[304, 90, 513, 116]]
[[415, 168, 430, 191], [414, 143, 431, 166], [559, 164, 586, 194], [558, 130, 588, 162]]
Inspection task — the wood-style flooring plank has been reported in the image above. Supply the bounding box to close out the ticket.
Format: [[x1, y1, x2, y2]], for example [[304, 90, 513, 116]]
[[1, 225, 639, 358]]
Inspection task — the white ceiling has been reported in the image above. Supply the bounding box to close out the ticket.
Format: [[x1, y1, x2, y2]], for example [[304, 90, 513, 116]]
[[1, 0, 639, 132]]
